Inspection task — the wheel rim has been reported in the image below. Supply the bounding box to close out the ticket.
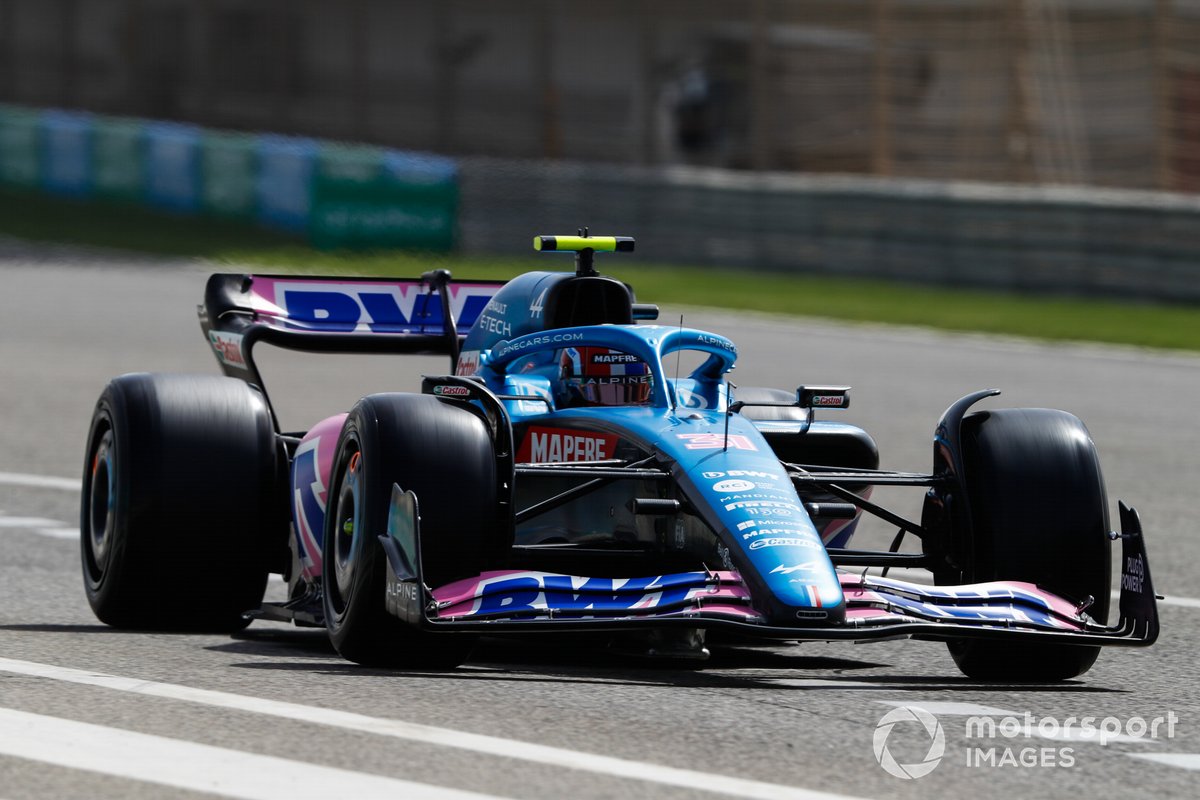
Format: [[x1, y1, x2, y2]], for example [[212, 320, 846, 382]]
[[329, 446, 362, 611], [84, 427, 115, 582]]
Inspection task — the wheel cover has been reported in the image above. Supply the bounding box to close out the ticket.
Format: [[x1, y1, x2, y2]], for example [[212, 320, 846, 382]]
[[84, 427, 115, 584], [328, 445, 362, 615]]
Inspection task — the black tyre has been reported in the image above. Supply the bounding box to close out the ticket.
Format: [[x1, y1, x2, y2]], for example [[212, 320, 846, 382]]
[[81, 373, 282, 632], [322, 393, 503, 668], [947, 408, 1111, 681]]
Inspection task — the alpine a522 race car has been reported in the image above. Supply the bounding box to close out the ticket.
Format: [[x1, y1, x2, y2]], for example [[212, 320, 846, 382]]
[[81, 233, 1159, 680]]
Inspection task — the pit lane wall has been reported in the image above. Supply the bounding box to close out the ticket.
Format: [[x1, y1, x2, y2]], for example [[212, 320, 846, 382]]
[[0, 104, 457, 251], [458, 158, 1200, 304]]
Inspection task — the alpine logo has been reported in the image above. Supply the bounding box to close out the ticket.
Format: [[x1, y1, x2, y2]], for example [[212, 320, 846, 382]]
[[771, 562, 819, 575], [517, 426, 618, 463]]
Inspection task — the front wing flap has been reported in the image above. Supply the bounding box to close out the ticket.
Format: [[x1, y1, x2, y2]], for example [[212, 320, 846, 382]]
[[380, 486, 1158, 647]]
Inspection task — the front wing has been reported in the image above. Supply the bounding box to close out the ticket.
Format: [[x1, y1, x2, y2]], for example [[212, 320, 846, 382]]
[[380, 487, 1158, 647]]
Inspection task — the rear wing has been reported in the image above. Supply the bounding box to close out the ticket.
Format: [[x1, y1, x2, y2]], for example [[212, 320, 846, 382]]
[[198, 271, 505, 424]]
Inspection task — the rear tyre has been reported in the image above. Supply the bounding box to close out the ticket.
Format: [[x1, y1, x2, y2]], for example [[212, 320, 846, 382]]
[[81, 374, 281, 631], [947, 408, 1110, 681], [322, 394, 503, 668]]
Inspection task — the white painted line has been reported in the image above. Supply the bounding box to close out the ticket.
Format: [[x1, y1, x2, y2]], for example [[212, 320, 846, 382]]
[[0, 517, 64, 528], [774, 679, 892, 689], [1128, 753, 1200, 771], [34, 527, 79, 540], [0, 657, 864, 800], [0, 512, 77, 539], [0, 707, 504, 800], [870, 567, 933, 584], [1110, 590, 1200, 610], [0, 472, 77, 491], [877, 701, 1017, 717], [1161, 595, 1200, 609]]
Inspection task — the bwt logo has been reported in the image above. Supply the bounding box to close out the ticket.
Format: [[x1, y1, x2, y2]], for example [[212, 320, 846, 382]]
[[272, 282, 494, 333]]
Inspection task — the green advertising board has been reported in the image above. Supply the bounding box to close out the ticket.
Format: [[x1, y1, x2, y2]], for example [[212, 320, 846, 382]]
[[92, 117, 144, 202], [0, 105, 41, 188], [200, 131, 257, 220], [4, 104, 460, 250], [310, 144, 457, 251]]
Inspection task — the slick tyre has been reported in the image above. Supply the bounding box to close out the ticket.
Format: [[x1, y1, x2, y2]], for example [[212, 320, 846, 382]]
[[81, 374, 282, 632], [322, 394, 503, 669], [948, 408, 1111, 681]]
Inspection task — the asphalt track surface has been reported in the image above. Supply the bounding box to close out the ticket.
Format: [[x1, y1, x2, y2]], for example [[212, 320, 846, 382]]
[[1, 240, 1198, 799]]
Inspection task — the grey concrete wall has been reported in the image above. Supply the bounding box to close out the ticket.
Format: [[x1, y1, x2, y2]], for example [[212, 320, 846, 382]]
[[459, 158, 1200, 303]]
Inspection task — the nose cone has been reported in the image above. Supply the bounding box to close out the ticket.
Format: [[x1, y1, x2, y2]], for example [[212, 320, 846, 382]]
[[669, 415, 846, 624]]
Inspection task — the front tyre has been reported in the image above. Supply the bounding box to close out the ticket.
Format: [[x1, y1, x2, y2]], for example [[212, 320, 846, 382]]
[[322, 394, 503, 668], [947, 408, 1111, 681], [81, 374, 282, 631]]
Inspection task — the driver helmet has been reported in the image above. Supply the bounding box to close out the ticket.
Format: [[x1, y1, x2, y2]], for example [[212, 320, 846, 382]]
[[559, 347, 653, 407]]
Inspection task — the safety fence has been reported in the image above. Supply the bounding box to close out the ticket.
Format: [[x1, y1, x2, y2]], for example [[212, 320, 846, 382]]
[[0, 103, 457, 250]]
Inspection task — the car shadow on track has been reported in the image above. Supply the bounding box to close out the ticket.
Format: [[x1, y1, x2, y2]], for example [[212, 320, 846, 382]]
[[0, 623, 123, 634], [214, 628, 1125, 694], [218, 627, 339, 658]]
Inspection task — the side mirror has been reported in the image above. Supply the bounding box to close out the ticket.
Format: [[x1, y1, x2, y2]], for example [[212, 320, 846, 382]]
[[797, 386, 851, 410]]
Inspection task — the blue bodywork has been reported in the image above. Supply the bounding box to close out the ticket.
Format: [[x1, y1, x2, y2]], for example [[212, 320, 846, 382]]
[[469, 321, 847, 624]]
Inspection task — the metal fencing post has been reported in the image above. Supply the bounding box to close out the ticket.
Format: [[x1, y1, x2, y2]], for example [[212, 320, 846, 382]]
[[872, 0, 894, 176], [1154, 0, 1175, 191], [749, 0, 771, 171]]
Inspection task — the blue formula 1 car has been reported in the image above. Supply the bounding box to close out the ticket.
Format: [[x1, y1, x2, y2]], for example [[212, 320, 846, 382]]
[[80, 233, 1159, 680]]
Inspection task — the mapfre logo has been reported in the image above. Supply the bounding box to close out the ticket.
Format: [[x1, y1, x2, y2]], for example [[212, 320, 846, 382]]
[[517, 426, 618, 463]]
